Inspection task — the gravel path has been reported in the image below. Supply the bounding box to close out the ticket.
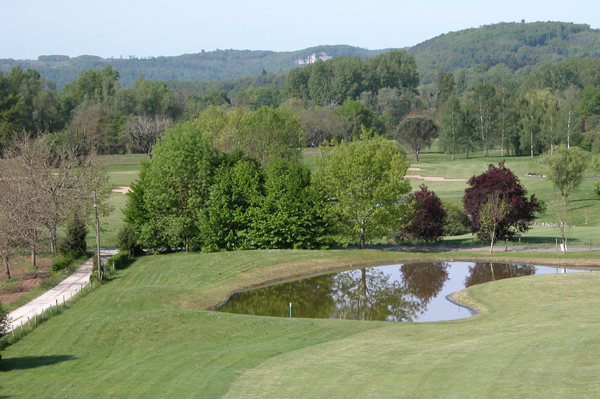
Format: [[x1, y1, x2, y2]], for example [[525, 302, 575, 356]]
[[7, 249, 119, 332]]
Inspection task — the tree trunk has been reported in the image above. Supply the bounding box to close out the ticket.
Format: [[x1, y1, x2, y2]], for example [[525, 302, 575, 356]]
[[490, 263, 495, 281], [3, 256, 10, 279], [50, 225, 58, 256], [31, 243, 37, 268], [530, 131, 534, 158], [489, 230, 495, 253], [360, 226, 365, 250]]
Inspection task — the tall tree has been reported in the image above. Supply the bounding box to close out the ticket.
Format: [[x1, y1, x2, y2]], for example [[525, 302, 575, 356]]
[[313, 132, 411, 249], [542, 145, 589, 249], [469, 83, 497, 157], [438, 95, 462, 159], [123, 114, 172, 158], [556, 85, 581, 148], [394, 116, 438, 162], [496, 82, 519, 156], [124, 122, 219, 251]]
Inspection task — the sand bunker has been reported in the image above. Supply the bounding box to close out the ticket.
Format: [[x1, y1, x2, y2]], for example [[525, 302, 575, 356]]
[[112, 186, 132, 194], [405, 174, 467, 182], [407, 167, 426, 171]]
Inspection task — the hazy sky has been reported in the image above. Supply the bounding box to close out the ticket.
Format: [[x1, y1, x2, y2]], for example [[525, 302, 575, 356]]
[[2, 0, 599, 60]]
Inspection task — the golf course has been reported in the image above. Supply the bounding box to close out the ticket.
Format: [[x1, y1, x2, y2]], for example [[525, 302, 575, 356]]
[[2, 149, 600, 398]]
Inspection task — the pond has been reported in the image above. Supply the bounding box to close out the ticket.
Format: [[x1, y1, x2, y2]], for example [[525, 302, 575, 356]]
[[215, 262, 591, 322]]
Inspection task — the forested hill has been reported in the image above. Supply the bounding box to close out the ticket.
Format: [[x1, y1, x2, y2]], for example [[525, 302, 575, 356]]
[[2, 21, 600, 89], [0, 45, 386, 89], [409, 22, 600, 81]]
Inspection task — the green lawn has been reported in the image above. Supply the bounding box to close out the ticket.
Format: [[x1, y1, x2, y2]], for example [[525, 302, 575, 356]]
[[2, 249, 600, 398]]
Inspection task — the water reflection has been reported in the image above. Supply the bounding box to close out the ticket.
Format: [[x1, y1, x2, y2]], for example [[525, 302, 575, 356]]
[[216, 262, 584, 322], [334, 268, 422, 321], [400, 262, 449, 305], [464, 263, 537, 288]]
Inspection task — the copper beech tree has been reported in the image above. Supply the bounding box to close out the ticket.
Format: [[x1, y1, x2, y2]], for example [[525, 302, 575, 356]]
[[463, 161, 542, 240]]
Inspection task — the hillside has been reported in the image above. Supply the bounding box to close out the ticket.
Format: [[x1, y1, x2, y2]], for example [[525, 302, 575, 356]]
[[2, 21, 600, 89], [0, 45, 386, 89], [409, 21, 600, 74]]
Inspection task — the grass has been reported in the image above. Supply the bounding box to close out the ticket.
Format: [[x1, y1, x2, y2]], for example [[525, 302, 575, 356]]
[[2, 249, 600, 398]]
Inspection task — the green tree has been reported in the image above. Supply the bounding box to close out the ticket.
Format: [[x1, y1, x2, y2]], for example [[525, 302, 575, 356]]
[[394, 116, 438, 162], [234, 106, 305, 165], [200, 153, 263, 251], [364, 50, 420, 95], [438, 95, 462, 159], [578, 84, 600, 131], [124, 122, 219, 251], [334, 99, 375, 138], [247, 159, 330, 249], [496, 82, 519, 156], [118, 223, 140, 258], [437, 70, 455, 104], [308, 60, 334, 106], [313, 132, 411, 249], [542, 145, 590, 249], [469, 82, 498, 157], [557, 85, 581, 148], [58, 212, 88, 257], [479, 192, 511, 253]]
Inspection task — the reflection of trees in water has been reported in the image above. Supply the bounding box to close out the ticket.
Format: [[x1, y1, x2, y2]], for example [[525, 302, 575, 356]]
[[400, 262, 450, 306], [218, 275, 336, 318], [464, 263, 536, 288], [333, 269, 423, 321], [218, 268, 425, 321]]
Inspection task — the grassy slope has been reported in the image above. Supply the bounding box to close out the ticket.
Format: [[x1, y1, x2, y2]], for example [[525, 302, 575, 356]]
[[2, 249, 600, 398]]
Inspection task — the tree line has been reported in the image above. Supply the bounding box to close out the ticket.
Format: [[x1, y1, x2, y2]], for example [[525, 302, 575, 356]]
[[0, 134, 109, 279]]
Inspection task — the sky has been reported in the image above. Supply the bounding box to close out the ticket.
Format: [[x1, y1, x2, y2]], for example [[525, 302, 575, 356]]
[[1, 0, 599, 60]]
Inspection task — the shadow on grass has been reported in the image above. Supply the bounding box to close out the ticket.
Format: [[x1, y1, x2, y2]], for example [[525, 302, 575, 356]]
[[0, 355, 77, 371]]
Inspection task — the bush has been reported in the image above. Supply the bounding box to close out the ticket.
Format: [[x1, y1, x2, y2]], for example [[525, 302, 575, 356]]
[[402, 185, 447, 242], [107, 251, 129, 270], [444, 203, 470, 236], [58, 213, 88, 257], [0, 301, 8, 352], [118, 224, 141, 257], [51, 253, 78, 272]]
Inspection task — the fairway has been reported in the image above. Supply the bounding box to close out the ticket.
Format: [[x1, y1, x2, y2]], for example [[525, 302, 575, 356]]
[[2, 249, 600, 398]]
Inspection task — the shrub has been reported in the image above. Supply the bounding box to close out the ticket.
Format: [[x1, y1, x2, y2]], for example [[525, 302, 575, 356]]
[[58, 213, 88, 257], [402, 185, 447, 242], [51, 253, 78, 272], [117, 224, 140, 257], [444, 203, 470, 236], [0, 301, 8, 352], [107, 251, 129, 270]]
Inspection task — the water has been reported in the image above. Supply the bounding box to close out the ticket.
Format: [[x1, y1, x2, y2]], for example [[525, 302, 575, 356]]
[[215, 262, 590, 322]]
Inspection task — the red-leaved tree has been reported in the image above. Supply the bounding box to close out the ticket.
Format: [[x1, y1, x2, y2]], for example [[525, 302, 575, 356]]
[[402, 185, 447, 242], [463, 161, 542, 240]]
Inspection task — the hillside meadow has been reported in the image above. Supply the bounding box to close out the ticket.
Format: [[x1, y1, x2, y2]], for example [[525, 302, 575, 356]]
[[2, 249, 600, 398]]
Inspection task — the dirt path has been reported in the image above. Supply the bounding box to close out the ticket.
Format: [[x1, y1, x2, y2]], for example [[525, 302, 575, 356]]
[[7, 249, 119, 332]]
